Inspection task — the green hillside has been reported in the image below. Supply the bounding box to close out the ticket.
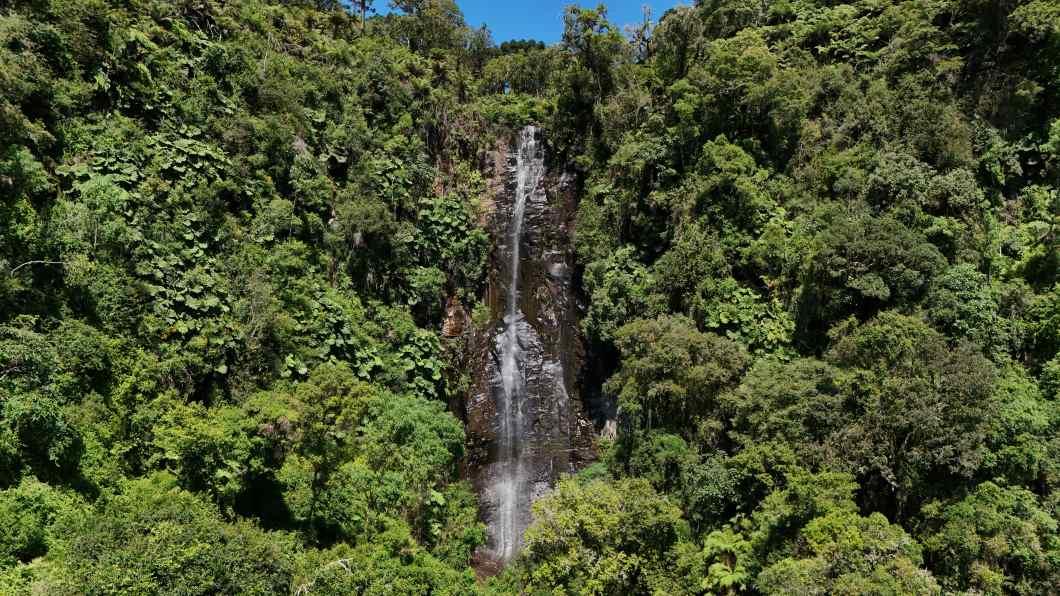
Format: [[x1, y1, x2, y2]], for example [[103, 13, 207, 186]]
[[1, 0, 1059, 593]]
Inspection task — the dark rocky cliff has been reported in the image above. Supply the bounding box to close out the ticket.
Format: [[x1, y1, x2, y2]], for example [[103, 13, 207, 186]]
[[461, 128, 596, 570]]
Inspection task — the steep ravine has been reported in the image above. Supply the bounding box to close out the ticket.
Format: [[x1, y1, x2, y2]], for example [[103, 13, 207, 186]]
[[463, 126, 596, 570]]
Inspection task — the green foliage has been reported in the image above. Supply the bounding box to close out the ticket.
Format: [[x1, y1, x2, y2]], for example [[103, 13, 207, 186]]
[[606, 315, 749, 432], [919, 482, 1060, 594], [673, 527, 752, 595], [1043, 356, 1060, 400], [0, 478, 79, 567], [246, 362, 471, 556], [581, 247, 666, 345], [722, 357, 843, 464], [827, 313, 998, 514], [981, 366, 1060, 490], [0, 0, 494, 587], [926, 264, 1003, 350], [518, 477, 686, 595], [747, 469, 861, 566], [424, 482, 487, 569], [2, 0, 1060, 591], [798, 209, 947, 343], [42, 473, 299, 595], [293, 519, 478, 595], [481, 45, 558, 96], [758, 511, 940, 595], [536, 0, 1059, 590], [0, 390, 81, 484], [148, 402, 262, 506]]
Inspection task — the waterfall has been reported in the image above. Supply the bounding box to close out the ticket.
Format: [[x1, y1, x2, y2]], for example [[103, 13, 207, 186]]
[[493, 125, 543, 562], [468, 125, 592, 569]]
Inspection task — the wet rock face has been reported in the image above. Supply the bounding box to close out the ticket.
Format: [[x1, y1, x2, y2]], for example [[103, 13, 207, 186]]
[[465, 127, 595, 569]]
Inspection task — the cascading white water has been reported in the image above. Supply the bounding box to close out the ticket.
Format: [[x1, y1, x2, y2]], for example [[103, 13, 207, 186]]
[[471, 125, 588, 568], [492, 125, 545, 562]]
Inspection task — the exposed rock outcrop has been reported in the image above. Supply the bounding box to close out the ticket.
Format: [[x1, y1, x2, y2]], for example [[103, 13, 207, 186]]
[[464, 127, 595, 570]]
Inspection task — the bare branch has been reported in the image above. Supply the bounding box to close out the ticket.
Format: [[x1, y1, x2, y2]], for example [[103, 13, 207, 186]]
[[9, 260, 67, 275], [293, 558, 354, 596]]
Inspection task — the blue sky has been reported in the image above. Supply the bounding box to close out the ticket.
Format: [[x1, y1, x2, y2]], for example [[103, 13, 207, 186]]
[[375, 1, 688, 43]]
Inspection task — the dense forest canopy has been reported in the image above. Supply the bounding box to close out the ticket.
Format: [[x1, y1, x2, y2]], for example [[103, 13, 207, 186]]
[[1, 0, 1059, 593]]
